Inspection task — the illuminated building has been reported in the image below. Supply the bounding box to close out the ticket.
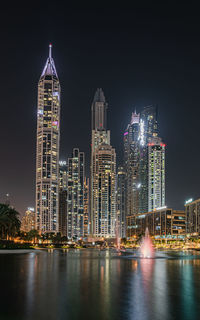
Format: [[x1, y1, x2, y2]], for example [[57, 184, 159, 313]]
[[117, 167, 126, 238], [35, 44, 61, 233], [127, 208, 185, 239], [148, 137, 165, 211], [58, 161, 67, 236], [123, 111, 140, 218], [185, 198, 200, 235], [90, 88, 112, 236], [139, 105, 159, 213], [21, 208, 35, 232], [83, 178, 90, 237], [67, 148, 85, 239], [92, 144, 116, 237]]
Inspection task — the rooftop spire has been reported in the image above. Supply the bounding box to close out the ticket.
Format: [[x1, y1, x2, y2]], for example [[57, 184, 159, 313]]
[[93, 88, 106, 103], [49, 43, 52, 58], [41, 44, 58, 78]]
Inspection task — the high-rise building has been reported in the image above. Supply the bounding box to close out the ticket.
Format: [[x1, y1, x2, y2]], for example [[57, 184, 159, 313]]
[[124, 111, 140, 218], [35, 44, 61, 233], [117, 167, 126, 238], [148, 137, 165, 211], [92, 144, 116, 237], [67, 148, 85, 239], [83, 178, 90, 237], [21, 208, 35, 232], [139, 105, 158, 213], [90, 88, 111, 235], [58, 161, 67, 236]]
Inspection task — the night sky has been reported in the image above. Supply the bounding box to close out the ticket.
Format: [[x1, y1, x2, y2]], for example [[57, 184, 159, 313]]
[[0, 4, 200, 215]]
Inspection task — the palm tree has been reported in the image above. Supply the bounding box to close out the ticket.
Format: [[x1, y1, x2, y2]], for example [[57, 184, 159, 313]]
[[0, 203, 21, 240], [27, 229, 39, 243]]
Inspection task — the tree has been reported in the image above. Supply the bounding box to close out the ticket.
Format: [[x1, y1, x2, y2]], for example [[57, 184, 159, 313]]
[[26, 229, 39, 243], [53, 232, 62, 244], [0, 203, 21, 239]]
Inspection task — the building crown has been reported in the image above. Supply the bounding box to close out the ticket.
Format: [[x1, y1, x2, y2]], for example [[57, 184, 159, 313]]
[[41, 44, 58, 78]]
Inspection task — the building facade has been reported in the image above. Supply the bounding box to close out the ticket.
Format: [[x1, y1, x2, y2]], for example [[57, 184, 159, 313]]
[[139, 105, 158, 213], [35, 44, 61, 233], [185, 198, 200, 235], [124, 111, 140, 218], [117, 167, 126, 238], [90, 88, 117, 237], [148, 137, 165, 211], [92, 144, 116, 237], [67, 148, 85, 239], [83, 178, 90, 237], [127, 208, 185, 239], [21, 208, 35, 233], [58, 161, 67, 236]]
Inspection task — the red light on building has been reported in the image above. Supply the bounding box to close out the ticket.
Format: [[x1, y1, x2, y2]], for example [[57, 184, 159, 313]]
[[148, 143, 155, 146]]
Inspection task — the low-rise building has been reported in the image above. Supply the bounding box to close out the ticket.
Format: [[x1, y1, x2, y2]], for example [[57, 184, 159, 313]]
[[185, 198, 200, 236], [127, 208, 185, 239]]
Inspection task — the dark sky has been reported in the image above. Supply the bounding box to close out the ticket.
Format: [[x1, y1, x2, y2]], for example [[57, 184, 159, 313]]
[[0, 4, 200, 215]]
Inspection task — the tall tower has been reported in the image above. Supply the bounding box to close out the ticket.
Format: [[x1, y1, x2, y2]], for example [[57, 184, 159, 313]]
[[83, 178, 90, 237], [35, 44, 61, 233], [90, 88, 110, 235], [124, 111, 140, 218], [117, 167, 126, 238], [139, 105, 158, 213], [148, 138, 165, 211], [67, 148, 85, 239], [92, 144, 116, 237], [58, 161, 67, 236]]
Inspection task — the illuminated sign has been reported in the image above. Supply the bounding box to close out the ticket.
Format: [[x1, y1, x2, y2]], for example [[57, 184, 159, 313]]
[[124, 131, 128, 136], [59, 161, 66, 166], [185, 198, 193, 205], [52, 121, 58, 128], [139, 120, 145, 146], [154, 206, 167, 211]]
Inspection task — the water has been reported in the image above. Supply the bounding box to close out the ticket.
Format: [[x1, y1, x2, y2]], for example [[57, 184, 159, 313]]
[[0, 249, 200, 320]]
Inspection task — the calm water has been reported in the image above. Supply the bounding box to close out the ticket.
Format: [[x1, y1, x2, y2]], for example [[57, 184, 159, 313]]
[[0, 249, 200, 320]]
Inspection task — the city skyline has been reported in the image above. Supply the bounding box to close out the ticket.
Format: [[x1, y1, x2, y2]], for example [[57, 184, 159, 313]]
[[1, 6, 200, 215]]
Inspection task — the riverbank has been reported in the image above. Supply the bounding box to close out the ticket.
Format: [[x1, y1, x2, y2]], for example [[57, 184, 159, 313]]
[[0, 249, 37, 254]]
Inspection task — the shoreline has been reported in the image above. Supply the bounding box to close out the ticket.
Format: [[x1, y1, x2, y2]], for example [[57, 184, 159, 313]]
[[0, 249, 38, 254]]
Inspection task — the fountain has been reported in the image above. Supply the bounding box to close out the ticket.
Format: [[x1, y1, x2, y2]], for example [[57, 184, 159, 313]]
[[139, 228, 155, 258]]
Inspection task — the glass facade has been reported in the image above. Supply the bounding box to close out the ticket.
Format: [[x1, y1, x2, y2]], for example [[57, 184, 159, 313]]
[[67, 148, 85, 239], [36, 45, 60, 233]]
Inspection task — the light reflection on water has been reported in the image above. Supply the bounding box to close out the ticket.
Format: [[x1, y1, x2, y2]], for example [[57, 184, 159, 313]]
[[0, 249, 200, 320]]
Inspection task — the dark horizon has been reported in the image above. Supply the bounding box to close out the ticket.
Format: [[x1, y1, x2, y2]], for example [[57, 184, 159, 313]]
[[0, 4, 200, 215]]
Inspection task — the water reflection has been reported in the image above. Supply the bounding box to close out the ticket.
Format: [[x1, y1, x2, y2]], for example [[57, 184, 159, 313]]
[[0, 250, 200, 320]]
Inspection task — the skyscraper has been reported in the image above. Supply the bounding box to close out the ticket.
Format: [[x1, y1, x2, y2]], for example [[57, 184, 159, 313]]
[[124, 111, 140, 218], [58, 161, 67, 236], [21, 207, 35, 233], [117, 167, 126, 238], [35, 44, 61, 233], [90, 88, 110, 235], [139, 105, 158, 213], [67, 148, 85, 239], [92, 144, 116, 237], [148, 137, 165, 211], [83, 177, 90, 237]]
